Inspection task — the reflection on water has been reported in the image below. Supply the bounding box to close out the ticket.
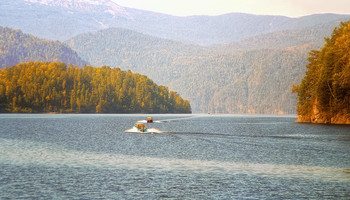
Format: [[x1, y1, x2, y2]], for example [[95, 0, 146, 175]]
[[1, 114, 350, 199]]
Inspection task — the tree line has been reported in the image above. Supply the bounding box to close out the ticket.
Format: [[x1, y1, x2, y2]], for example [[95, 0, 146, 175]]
[[293, 21, 350, 122], [0, 62, 191, 113]]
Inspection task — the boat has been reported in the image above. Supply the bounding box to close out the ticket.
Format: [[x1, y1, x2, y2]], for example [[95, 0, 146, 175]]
[[134, 123, 147, 132], [147, 117, 153, 123]]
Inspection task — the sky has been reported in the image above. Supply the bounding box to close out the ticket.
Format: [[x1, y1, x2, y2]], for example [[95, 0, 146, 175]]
[[111, 0, 350, 17]]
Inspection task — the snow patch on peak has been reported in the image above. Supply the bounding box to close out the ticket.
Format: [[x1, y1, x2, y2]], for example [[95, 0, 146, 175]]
[[23, 0, 52, 5], [23, 0, 131, 18], [23, 0, 122, 10], [24, 0, 104, 5]]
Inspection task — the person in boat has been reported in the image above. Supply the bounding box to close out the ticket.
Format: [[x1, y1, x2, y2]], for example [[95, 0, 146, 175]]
[[134, 123, 146, 132], [147, 117, 153, 123]]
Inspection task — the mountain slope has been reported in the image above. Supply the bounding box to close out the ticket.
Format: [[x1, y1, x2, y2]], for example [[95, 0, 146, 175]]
[[3, 0, 350, 114], [165, 47, 311, 114], [67, 27, 328, 113], [213, 19, 346, 52], [1, 0, 349, 45], [0, 26, 87, 68], [121, 9, 291, 45], [122, 10, 350, 45], [66, 28, 208, 85], [0, 0, 131, 41]]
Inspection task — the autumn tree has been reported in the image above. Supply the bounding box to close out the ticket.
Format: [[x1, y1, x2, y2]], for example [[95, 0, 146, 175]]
[[0, 61, 191, 113]]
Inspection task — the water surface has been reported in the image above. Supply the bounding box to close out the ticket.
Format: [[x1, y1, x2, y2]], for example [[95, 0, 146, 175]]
[[1, 114, 350, 199]]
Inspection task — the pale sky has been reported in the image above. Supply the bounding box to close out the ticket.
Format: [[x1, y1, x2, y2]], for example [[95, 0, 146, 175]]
[[111, 0, 350, 17]]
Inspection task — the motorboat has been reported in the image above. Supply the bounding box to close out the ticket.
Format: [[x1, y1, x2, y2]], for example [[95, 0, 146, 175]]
[[134, 123, 147, 132], [147, 117, 153, 123]]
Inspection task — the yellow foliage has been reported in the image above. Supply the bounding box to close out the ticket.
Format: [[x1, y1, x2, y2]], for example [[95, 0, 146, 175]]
[[0, 61, 191, 113]]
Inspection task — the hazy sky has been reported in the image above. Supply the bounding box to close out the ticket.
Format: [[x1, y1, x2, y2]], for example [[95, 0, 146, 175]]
[[112, 0, 350, 17]]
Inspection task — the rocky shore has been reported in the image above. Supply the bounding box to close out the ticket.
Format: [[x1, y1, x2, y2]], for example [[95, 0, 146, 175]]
[[296, 99, 350, 124], [296, 115, 350, 124]]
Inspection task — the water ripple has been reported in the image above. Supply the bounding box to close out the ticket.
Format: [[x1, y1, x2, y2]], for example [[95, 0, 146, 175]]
[[1, 138, 349, 182]]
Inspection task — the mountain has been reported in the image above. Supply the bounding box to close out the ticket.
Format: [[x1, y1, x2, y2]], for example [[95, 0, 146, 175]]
[[24, 0, 128, 15], [123, 11, 350, 45], [121, 10, 290, 45], [66, 28, 208, 85], [213, 19, 347, 52], [66, 26, 334, 113], [0, 26, 87, 68], [1, 0, 350, 45], [0, 0, 131, 41], [2, 0, 350, 114]]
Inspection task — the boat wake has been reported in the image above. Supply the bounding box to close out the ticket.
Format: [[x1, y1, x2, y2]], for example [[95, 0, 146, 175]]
[[124, 128, 163, 134], [136, 120, 162, 123], [130, 116, 195, 134]]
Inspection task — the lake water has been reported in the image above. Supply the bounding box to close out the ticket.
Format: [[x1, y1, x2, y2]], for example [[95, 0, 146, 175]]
[[1, 114, 350, 199]]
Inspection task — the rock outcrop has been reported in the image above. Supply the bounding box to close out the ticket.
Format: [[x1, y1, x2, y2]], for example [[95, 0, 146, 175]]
[[296, 99, 350, 124]]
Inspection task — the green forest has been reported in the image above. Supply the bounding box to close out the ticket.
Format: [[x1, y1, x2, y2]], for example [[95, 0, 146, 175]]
[[0, 62, 191, 113], [293, 21, 350, 123]]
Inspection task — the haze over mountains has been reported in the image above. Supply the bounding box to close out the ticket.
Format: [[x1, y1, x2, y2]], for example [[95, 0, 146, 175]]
[[1, 0, 350, 113], [2, 0, 349, 45], [0, 27, 87, 68]]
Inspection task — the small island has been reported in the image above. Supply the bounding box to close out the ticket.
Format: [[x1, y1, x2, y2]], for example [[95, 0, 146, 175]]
[[0, 62, 191, 114], [293, 21, 350, 124]]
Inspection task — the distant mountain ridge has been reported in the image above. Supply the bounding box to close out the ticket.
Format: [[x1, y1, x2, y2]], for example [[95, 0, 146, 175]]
[[0, 0, 131, 41], [1, 0, 349, 45], [213, 19, 347, 51], [23, 0, 130, 17]]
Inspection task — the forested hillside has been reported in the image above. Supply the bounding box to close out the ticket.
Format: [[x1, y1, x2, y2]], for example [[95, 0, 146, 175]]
[[0, 62, 191, 113], [293, 21, 350, 124], [67, 23, 340, 113], [2, 0, 350, 114], [173, 47, 310, 114], [0, 27, 87, 68], [66, 28, 208, 85], [213, 20, 345, 52]]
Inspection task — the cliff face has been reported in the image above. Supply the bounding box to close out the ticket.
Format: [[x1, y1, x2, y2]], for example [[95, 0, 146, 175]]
[[296, 99, 350, 124]]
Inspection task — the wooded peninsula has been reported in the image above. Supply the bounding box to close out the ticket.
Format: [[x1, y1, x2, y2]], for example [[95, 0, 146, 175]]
[[293, 21, 350, 124], [0, 62, 191, 113]]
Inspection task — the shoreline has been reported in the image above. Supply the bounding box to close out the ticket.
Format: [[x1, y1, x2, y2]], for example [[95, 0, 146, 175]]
[[296, 115, 350, 125]]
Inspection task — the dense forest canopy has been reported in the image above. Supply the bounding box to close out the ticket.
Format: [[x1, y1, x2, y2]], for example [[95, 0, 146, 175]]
[[0, 62, 191, 113], [68, 26, 330, 114], [0, 26, 87, 69], [293, 21, 350, 123]]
